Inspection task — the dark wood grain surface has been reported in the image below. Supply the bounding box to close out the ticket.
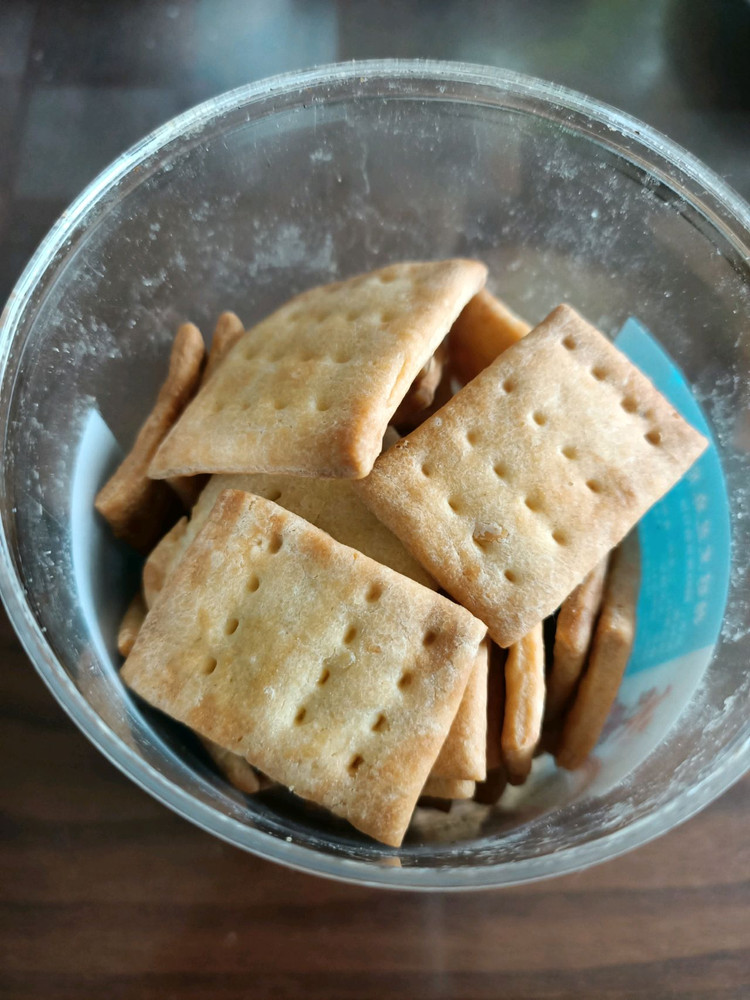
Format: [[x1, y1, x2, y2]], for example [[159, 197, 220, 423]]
[[2, 604, 749, 998], [2, 3, 749, 997]]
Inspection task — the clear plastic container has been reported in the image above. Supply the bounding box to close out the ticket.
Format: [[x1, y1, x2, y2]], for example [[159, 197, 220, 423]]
[[0, 61, 748, 889]]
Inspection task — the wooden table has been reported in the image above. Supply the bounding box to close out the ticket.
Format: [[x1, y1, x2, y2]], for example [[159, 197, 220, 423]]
[[2, 605, 748, 998]]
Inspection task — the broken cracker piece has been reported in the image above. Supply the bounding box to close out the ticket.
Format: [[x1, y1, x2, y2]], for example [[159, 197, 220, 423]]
[[95, 322, 205, 552], [117, 592, 147, 657], [557, 533, 640, 771], [502, 622, 545, 785], [357, 304, 707, 647], [148, 260, 486, 481], [546, 556, 609, 720], [449, 288, 531, 384], [122, 490, 486, 847]]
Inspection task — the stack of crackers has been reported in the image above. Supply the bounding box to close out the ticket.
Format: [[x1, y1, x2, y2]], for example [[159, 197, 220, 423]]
[[97, 260, 707, 847]]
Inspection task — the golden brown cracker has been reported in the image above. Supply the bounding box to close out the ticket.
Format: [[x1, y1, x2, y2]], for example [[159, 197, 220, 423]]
[[421, 776, 475, 800], [200, 737, 267, 795], [502, 622, 545, 786], [431, 638, 488, 782], [357, 304, 707, 647], [449, 288, 531, 383], [117, 592, 147, 657], [546, 557, 609, 719], [392, 342, 447, 429], [557, 533, 640, 771], [204, 311, 245, 382], [148, 260, 486, 480], [122, 490, 486, 847], [142, 516, 189, 610], [95, 322, 205, 551]]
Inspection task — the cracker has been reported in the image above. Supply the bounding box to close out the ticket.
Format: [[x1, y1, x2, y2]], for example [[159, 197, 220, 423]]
[[431, 638, 488, 781], [502, 622, 545, 785], [122, 490, 486, 847], [117, 592, 147, 657], [200, 737, 266, 795], [95, 322, 205, 552], [449, 289, 531, 384], [142, 516, 189, 610], [473, 767, 508, 806], [421, 776, 475, 800], [204, 311, 245, 382], [393, 342, 447, 430], [357, 304, 708, 647], [148, 260, 487, 480], [557, 533, 640, 771], [142, 469, 436, 609], [546, 556, 609, 719]]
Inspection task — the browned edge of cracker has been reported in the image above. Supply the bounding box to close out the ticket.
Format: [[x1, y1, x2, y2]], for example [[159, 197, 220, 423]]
[[449, 288, 531, 384], [421, 776, 475, 800], [556, 532, 640, 771], [204, 311, 245, 382], [430, 637, 488, 781], [200, 737, 268, 795], [142, 516, 189, 610], [95, 322, 205, 552], [502, 621, 545, 785], [393, 342, 447, 430], [546, 556, 610, 720], [117, 591, 147, 657]]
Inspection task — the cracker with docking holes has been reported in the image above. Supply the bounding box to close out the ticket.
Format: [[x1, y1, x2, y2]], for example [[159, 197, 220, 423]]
[[557, 533, 640, 771], [148, 260, 486, 481], [122, 490, 486, 847], [95, 322, 205, 551], [546, 556, 610, 720], [139, 469, 483, 784], [357, 304, 707, 647], [502, 622, 545, 785], [449, 288, 531, 384]]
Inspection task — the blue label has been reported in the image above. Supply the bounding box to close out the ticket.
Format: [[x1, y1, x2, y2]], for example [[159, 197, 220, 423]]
[[614, 318, 731, 673]]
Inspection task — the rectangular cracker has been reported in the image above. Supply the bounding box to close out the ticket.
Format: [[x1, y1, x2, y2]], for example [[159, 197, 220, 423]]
[[502, 622, 545, 785], [95, 322, 205, 551], [122, 490, 486, 847], [421, 776, 475, 800], [546, 556, 609, 719], [431, 638, 488, 781], [148, 260, 486, 480], [449, 288, 531, 384], [486, 643, 506, 772], [557, 533, 640, 771], [357, 304, 708, 647]]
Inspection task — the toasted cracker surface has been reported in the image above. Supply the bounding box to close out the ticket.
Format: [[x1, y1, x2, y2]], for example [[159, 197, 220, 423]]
[[502, 622, 545, 785], [357, 304, 707, 646], [557, 533, 640, 771], [204, 311, 244, 382], [122, 490, 485, 846], [148, 260, 486, 480], [95, 322, 205, 551], [449, 289, 531, 384]]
